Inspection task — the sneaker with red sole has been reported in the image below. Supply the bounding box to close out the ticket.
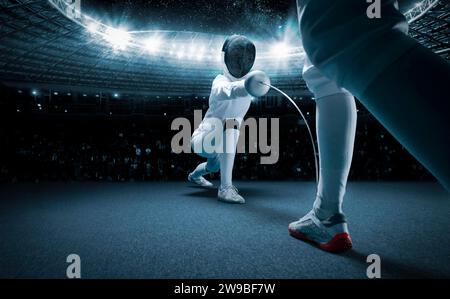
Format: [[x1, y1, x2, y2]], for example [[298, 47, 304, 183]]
[[288, 210, 352, 253]]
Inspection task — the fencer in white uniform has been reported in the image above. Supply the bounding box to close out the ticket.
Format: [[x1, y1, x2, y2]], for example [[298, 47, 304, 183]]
[[188, 35, 270, 204], [288, 56, 357, 252]]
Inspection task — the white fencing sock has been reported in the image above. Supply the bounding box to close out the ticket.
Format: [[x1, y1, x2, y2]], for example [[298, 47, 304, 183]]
[[313, 92, 357, 220], [220, 128, 240, 188]]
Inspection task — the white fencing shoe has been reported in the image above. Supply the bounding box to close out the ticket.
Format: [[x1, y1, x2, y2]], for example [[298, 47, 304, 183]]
[[288, 210, 352, 253], [218, 185, 245, 204], [188, 173, 214, 188]]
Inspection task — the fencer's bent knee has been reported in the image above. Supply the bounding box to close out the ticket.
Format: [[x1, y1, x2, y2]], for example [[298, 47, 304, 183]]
[[191, 127, 222, 158], [191, 129, 218, 159]]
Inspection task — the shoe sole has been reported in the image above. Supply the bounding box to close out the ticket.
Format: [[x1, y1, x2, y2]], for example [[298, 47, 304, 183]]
[[288, 227, 352, 253], [218, 197, 245, 204]]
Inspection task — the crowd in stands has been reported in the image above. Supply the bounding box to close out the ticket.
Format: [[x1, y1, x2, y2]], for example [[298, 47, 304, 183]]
[[0, 115, 432, 183]]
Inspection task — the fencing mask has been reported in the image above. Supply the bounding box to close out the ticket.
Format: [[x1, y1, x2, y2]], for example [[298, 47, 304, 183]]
[[222, 35, 256, 79]]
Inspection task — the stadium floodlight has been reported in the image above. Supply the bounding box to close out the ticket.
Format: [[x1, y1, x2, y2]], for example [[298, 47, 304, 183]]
[[270, 42, 290, 59], [144, 37, 162, 54], [87, 22, 99, 34], [169, 43, 177, 56], [177, 47, 185, 59], [196, 47, 205, 61], [104, 27, 130, 50], [188, 44, 197, 59]]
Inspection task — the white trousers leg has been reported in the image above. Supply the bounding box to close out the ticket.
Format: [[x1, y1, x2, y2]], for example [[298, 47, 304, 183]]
[[219, 128, 240, 188], [303, 57, 357, 219]]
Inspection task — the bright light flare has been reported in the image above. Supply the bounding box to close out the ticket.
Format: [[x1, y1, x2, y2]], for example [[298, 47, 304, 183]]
[[187, 44, 197, 59], [270, 42, 291, 58], [177, 47, 185, 59], [104, 27, 130, 50], [87, 22, 99, 34], [196, 47, 205, 61], [144, 37, 162, 54]]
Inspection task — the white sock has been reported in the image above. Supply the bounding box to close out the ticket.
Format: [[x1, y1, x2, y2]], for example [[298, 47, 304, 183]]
[[220, 128, 240, 188], [313, 93, 357, 220]]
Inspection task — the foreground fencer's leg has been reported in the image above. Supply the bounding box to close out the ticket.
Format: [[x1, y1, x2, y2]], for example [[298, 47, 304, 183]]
[[289, 62, 355, 252], [217, 124, 245, 204], [298, 0, 450, 191], [313, 93, 357, 220]]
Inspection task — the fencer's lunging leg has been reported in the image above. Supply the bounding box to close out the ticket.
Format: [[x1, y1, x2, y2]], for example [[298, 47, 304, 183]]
[[220, 128, 239, 188], [218, 127, 245, 204], [314, 92, 357, 220]]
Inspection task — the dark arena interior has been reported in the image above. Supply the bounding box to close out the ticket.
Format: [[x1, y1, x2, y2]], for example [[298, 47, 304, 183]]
[[0, 0, 449, 281]]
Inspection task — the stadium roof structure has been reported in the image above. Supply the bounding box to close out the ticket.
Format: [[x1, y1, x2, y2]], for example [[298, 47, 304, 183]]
[[0, 0, 448, 96], [407, 1, 450, 60]]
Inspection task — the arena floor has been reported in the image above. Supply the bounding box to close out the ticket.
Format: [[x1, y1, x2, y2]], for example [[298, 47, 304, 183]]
[[0, 181, 449, 279]]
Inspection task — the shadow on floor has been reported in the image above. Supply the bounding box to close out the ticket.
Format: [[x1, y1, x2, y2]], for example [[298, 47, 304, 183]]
[[183, 185, 275, 199], [183, 186, 304, 224]]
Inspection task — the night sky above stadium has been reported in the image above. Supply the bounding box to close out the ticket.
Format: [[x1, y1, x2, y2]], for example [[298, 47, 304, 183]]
[[81, 0, 419, 37], [81, 0, 298, 37]]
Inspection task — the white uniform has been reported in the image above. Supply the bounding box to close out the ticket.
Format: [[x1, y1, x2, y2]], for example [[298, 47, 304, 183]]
[[204, 74, 253, 122], [189, 35, 257, 203], [190, 73, 252, 189], [192, 74, 252, 160]]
